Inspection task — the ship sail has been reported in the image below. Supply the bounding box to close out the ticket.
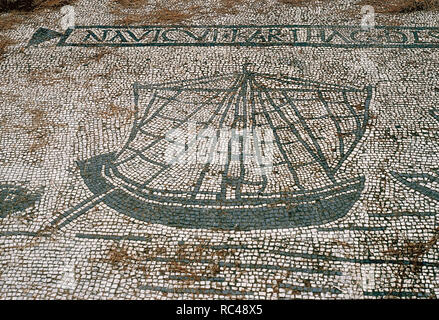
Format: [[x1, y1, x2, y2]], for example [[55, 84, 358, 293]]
[[112, 68, 372, 195]]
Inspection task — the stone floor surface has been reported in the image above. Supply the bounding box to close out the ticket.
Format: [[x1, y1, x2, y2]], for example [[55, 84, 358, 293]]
[[0, 0, 439, 299]]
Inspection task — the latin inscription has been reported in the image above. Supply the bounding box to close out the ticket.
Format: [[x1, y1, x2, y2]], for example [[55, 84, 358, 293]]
[[28, 25, 439, 48]]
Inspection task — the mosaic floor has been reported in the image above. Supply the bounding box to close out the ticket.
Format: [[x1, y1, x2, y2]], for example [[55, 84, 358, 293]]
[[1, 0, 439, 299]]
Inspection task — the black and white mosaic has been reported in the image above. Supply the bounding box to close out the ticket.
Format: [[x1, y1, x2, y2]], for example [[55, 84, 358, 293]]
[[1, 0, 439, 299]]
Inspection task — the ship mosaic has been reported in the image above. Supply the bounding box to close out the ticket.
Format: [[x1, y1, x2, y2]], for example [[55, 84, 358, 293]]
[[1, 0, 439, 300], [52, 65, 372, 230]]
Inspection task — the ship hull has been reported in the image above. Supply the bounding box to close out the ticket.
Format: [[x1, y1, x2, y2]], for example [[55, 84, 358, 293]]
[[78, 153, 365, 230]]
